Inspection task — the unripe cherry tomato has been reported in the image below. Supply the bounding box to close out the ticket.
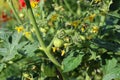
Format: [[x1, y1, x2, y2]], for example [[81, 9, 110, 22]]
[[53, 38, 64, 47]]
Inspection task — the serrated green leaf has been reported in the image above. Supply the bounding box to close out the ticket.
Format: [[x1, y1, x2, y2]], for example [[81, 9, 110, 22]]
[[102, 58, 120, 80], [62, 52, 83, 72], [12, 32, 22, 45], [23, 42, 38, 57], [103, 67, 120, 80], [0, 32, 26, 62], [103, 58, 117, 74]]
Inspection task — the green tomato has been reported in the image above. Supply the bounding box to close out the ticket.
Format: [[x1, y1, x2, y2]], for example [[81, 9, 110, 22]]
[[53, 38, 64, 47]]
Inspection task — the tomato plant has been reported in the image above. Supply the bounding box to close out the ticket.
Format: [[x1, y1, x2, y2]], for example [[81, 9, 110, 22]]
[[0, 0, 120, 80]]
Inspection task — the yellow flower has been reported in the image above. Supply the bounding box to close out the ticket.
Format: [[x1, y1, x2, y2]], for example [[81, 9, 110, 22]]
[[81, 27, 85, 32], [24, 32, 34, 42], [81, 24, 88, 32], [15, 26, 24, 33], [30, 1, 38, 8], [94, 0, 101, 3], [50, 14, 58, 22], [52, 47, 57, 52], [24, 32, 31, 37], [52, 47, 60, 53], [92, 26, 99, 33], [61, 50, 65, 56], [89, 14, 96, 22], [71, 20, 79, 28]]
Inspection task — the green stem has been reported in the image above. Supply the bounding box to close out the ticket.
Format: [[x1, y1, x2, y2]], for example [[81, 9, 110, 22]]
[[7, 0, 22, 24], [24, 0, 61, 67], [56, 67, 68, 80], [45, 48, 61, 67], [47, 30, 59, 49], [25, 0, 45, 48]]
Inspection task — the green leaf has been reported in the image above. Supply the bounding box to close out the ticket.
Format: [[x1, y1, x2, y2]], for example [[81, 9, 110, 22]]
[[23, 42, 38, 57], [62, 52, 83, 72], [108, 11, 120, 19], [102, 58, 120, 80], [103, 58, 117, 74], [89, 49, 97, 60], [0, 32, 27, 62], [103, 67, 120, 80], [94, 39, 120, 52], [41, 63, 56, 77], [0, 62, 21, 80]]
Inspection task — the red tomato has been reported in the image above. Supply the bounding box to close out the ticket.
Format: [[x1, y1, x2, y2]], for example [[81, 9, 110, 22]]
[[19, 0, 26, 8]]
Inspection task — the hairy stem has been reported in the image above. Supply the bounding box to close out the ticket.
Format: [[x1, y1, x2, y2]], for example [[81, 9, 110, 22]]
[[7, 0, 22, 24], [24, 0, 61, 67]]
